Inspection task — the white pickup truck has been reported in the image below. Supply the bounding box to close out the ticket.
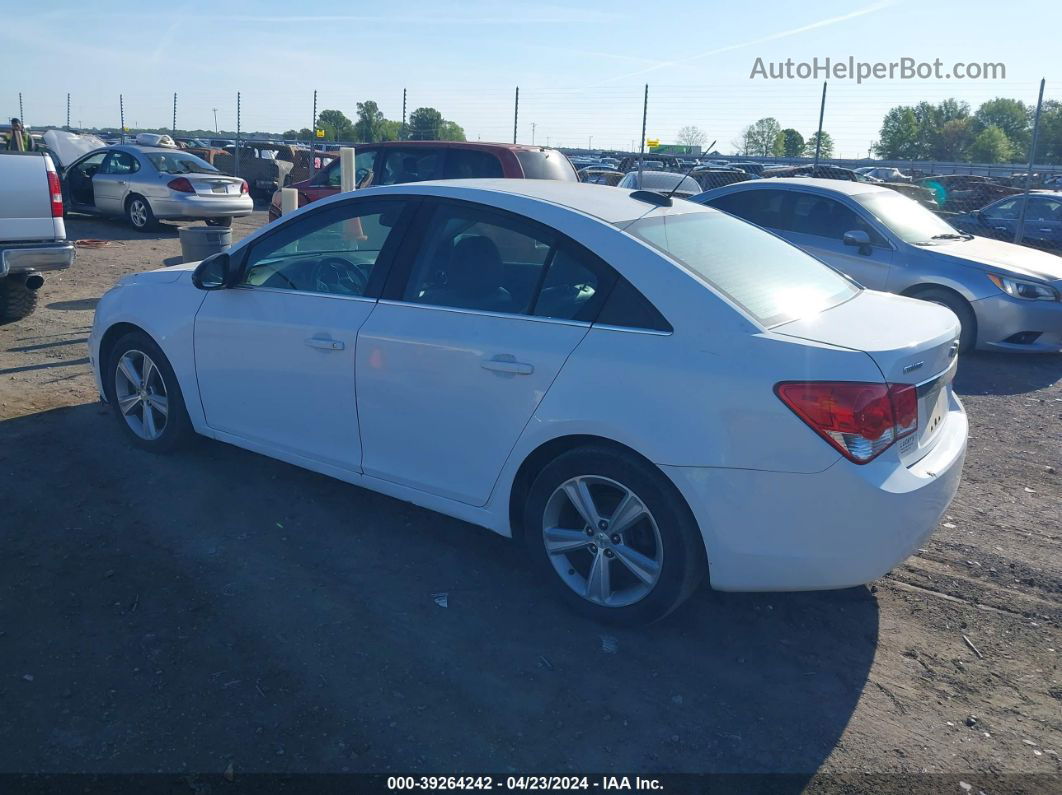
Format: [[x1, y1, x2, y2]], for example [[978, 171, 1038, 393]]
[[0, 151, 75, 323]]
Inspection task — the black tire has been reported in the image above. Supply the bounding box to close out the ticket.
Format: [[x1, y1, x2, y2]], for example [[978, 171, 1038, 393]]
[[523, 445, 706, 624], [126, 195, 159, 232], [103, 331, 194, 453], [205, 216, 232, 228], [911, 287, 977, 353], [0, 279, 39, 324]]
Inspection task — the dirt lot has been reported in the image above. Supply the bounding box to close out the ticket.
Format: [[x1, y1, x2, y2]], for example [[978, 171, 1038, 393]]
[[1, 211, 1061, 788]]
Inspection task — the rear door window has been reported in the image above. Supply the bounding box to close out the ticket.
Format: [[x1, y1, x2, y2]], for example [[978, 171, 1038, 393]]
[[708, 189, 788, 230], [443, 150, 504, 179]]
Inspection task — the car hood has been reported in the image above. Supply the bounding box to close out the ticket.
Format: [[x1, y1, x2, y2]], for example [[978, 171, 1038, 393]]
[[42, 129, 108, 167], [923, 236, 1062, 281], [117, 264, 197, 287]]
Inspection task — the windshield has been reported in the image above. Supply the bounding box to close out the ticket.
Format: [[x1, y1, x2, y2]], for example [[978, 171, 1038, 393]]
[[147, 151, 219, 175], [854, 191, 961, 243], [623, 210, 859, 327]]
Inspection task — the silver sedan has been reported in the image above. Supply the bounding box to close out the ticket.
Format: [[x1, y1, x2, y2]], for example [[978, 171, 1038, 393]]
[[60, 145, 253, 231], [694, 178, 1062, 353]]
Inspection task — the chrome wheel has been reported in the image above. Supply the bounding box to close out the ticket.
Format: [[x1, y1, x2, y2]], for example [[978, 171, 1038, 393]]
[[113, 349, 169, 441], [542, 475, 663, 607], [128, 199, 148, 228]]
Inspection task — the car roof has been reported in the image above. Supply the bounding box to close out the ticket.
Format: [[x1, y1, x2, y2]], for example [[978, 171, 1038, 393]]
[[710, 177, 892, 197], [353, 140, 560, 153], [357, 178, 712, 224]]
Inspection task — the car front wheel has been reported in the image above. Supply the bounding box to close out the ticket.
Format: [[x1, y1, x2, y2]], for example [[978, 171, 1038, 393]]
[[104, 331, 193, 452], [524, 446, 706, 624]]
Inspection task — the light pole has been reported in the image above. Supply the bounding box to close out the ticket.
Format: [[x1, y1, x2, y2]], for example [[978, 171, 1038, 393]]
[[212, 107, 219, 133], [588, 135, 593, 151], [531, 122, 536, 145]]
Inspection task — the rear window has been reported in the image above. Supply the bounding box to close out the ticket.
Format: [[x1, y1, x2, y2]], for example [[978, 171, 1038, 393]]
[[515, 150, 577, 181], [147, 152, 219, 175], [622, 210, 859, 327]]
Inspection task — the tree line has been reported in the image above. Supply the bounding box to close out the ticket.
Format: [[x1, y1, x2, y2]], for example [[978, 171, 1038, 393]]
[[727, 119, 835, 159], [873, 97, 1062, 164], [283, 101, 465, 144]]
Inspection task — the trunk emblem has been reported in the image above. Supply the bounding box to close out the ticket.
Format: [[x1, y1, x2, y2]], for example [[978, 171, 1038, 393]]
[[902, 361, 925, 374]]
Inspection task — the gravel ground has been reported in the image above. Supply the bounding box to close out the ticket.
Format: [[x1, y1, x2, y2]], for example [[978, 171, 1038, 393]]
[[1, 210, 1061, 788]]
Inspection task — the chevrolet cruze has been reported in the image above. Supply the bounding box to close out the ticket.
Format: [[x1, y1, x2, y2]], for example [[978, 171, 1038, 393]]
[[90, 180, 967, 623]]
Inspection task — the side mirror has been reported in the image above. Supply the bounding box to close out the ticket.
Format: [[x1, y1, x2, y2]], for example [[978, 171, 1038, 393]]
[[843, 229, 872, 255], [191, 252, 233, 290]]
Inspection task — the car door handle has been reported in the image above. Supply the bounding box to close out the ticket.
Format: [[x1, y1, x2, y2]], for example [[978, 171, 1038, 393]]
[[481, 355, 534, 375], [305, 337, 345, 351]]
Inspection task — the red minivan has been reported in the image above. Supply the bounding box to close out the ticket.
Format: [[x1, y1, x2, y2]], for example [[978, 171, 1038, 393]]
[[268, 141, 577, 221]]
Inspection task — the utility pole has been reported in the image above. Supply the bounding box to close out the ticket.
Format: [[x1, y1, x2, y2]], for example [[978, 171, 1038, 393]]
[[66, 93, 70, 130], [513, 86, 519, 144], [1015, 78, 1047, 245], [234, 92, 241, 178], [402, 88, 407, 139], [18, 92, 23, 124], [531, 122, 535, 145], [588, 135, 593, 151], [309, 89, 317, 178], [212, 107, 218, 134], [172, 92, 177, 135], [119, 94, 125, 143], [638, 84, 648, 184], [813, 81, 827, 168]]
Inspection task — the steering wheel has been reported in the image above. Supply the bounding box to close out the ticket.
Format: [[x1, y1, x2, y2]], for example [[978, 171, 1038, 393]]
[[314, 256, 368, 295]]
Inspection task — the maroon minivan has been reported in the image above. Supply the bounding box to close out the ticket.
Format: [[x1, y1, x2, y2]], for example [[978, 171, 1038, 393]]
[[268, 141, 576, 221]]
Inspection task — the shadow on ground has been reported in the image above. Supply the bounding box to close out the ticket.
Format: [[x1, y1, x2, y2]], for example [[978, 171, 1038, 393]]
[[0, 404, 878, 780], [954, 351, 1062, 395]]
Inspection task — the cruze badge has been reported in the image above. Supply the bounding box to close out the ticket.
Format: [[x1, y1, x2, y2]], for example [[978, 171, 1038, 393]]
[[903, 361, 925, 374]]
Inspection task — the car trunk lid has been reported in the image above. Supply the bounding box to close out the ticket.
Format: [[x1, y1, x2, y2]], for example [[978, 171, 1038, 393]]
[[185, 175, 245, 197], [773, 289, 961, 465]]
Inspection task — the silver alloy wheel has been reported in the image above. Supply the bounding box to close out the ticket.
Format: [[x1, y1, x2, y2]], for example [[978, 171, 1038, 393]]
[[113, 349, 169, 441], [542, 475, 663, 607], [129, 199, 148, 228]]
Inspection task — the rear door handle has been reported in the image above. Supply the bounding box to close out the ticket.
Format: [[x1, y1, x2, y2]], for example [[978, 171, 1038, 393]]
[[481, 355, 534, 375], [305, 337, 345, 351]]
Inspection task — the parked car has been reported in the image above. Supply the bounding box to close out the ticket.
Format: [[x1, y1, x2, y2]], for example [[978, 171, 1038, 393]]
[[728, 162, 766, 176], [689, 167, 752, 191], [856, 167, 911, 183], [90, 179, 966, 622], [949, 193, 1062, 254], [918, 175, 1023, 213], [59, 145, 252, 230], [763, 164, 858, 181], [0, 151, 74, 322], [578, 166, 625, 186], [695, 178, 1062, 352], [617, 170, 702, 197], [268, 141, 577, 221], [617, 154, 680, 171]]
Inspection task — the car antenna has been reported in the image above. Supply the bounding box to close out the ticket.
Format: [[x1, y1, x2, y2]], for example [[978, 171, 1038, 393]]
[[664, 140, 714, 201]]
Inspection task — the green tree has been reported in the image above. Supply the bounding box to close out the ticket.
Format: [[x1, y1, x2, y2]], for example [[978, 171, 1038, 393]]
[[353, 100, 387, 142], [316, 109, 355, 142], [437, 120, 466, 141], [804, 131, 834, 158], [935, 117, 974, 161], [967, 125, 1014, 163], [874, 106, 921, 159], [745, 117, 781, 156], [972, 98, 1029, 153], [408, 107, 443, 140], [1034, 100, 1062, 164], [779, 128, 805, 157]]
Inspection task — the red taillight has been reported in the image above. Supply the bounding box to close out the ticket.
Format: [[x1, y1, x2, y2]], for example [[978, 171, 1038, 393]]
[[240, 179, 248, 194], [775, 381, 919, 464], [167, 177, 195, 193], [47, 169, 63, 217]]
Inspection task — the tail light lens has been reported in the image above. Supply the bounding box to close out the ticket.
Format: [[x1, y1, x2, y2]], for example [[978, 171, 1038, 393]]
[[47, 169, 63, 217], [240, 179, 249, 194], [775, 381, 919, 464], [167, 177, 195, 193]]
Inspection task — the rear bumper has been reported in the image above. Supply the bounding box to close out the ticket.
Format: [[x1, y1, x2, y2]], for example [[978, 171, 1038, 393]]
[[152, 195, 253, 220], [1, 241, 75, 277], [973, 293, 1062, 352], [662, 392, 968, 591]]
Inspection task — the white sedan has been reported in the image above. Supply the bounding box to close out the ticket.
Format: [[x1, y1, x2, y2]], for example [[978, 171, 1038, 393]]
[[89, 180, 968, 623]]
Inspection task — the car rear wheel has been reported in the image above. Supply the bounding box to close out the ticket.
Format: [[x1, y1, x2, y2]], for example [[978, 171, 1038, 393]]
[[104, 331, 193, 452], [0, 279, 39, 324], [524, 446, 706, 624], [911, 287, 976, 353], [126, 195, 158, 231]]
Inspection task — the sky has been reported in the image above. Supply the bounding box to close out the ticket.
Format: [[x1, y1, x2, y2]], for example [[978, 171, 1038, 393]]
[[3, 0, 1058, 157]]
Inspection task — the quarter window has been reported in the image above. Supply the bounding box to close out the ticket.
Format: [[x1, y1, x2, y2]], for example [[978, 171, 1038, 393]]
[[240, 200, 408, 297]]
